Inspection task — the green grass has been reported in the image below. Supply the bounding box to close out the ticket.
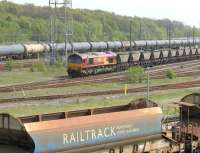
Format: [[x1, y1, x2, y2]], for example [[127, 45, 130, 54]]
[[1, 87, 199, 117], [0, 67, 66, 85], [0, 67, 199, 117], [0, 75, 199, 99], [0, 95, 141, 117], [0, 59, 67, 85], [1, 63, 199, 86]]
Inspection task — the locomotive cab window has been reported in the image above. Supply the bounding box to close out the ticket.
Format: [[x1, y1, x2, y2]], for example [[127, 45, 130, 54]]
[[89, 58, 94, 64], [68, 55, 82, 64]]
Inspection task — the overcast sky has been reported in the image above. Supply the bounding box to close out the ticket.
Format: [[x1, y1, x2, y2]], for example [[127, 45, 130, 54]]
[[6, 0, 200, 27]]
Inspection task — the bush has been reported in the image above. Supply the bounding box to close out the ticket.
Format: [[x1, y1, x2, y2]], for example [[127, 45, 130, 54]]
[[30, 60, 48, 73], [30, 59, 66, 75], [127, 66, 146, 83], [29, 66, 35, 72], [166, 69, 176, 79], [55, 57, 65, 68]]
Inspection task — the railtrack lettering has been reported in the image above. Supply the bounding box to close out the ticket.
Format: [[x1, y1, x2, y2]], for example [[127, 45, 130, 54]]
[[63, 127, 116, 145]]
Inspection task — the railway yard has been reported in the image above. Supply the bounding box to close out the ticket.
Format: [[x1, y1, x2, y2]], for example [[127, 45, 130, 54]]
[[1, 0, 200, 152], [0, 42, 200, 153], [0, 19, 199, 153]]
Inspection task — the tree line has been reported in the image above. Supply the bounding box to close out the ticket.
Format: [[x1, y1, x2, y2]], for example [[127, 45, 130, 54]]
[[0, 1, 198, 43]]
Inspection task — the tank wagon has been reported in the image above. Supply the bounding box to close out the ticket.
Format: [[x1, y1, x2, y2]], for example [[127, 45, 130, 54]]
[[0, 44, 25, 59], [23, 44, 50, 54], [0, 99, 176, 153], [67, 48, 199, 77], [0, 39, 199, 59], [0, 43, 50, 59]]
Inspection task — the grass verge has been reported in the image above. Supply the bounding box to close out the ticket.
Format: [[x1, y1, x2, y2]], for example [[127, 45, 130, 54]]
[[0, 87, 199, 117], [0, 76, 199, 99]]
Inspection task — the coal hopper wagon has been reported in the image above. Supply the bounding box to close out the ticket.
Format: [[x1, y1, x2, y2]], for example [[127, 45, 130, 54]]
[[0, 100, 171, 153]]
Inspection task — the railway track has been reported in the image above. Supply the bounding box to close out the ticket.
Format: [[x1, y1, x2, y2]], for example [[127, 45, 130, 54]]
[[149, 60, 200, 73], [0, 59, 199, 93], [0, 80, 200, 104]]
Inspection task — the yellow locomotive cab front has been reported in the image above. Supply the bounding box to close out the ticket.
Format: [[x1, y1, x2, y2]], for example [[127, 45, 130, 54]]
[[68, 63, 81, 71]]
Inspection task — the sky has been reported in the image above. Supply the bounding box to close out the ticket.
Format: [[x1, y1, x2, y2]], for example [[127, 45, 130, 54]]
[[6, 0, 200, 27]]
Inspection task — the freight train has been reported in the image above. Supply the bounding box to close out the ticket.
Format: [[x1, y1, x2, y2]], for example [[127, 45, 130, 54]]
[[0, 39, 198, 59], [0, 99, 181, 153], [67, 48, 200, 77]]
